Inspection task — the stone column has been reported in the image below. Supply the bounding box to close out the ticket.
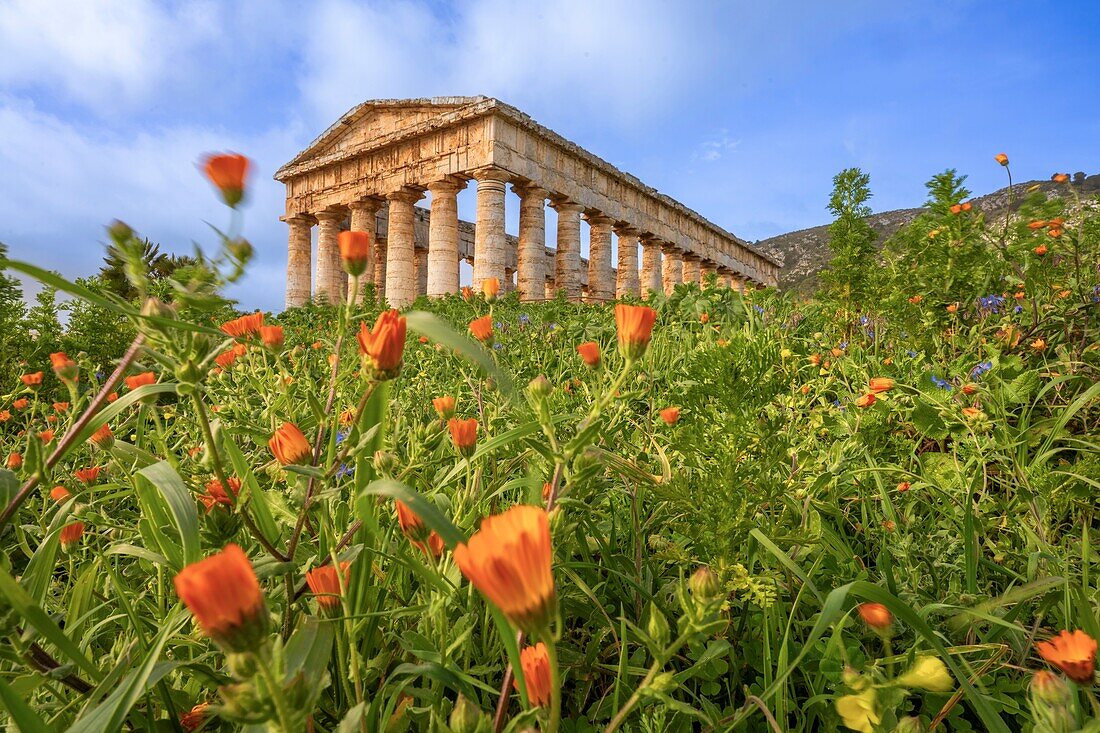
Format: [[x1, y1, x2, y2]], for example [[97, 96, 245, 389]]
[[426, 178, 463, 297], [552, 200, 583, 300], [682, 254, 701, 285], [585, 213, 614, 302], [415, 249, 429, 296], [640, 238, 663, 297], [472, 168, 509, 291], [314, 210, 345, 304], [384, 187, 424, 307], [374, 239, 387, 300], [348, 198, 382, 303], [700, 261, 717, 288], [285, 215, 314, 308], [614, 226, 640, 298], [661, 244, 683, 295], [515, 184, 548, 301]]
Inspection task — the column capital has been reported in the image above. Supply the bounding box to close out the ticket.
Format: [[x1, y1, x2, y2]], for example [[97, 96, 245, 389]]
[[682, 252, 701, 262], [550, 198, 584, 214], [583, 212, 615, 227], [513, 182, 549, 200], [315, 209, 346, 222], [470, 166, 511, 183], [348, 197, 384, 214], [286, 213, 317, 224], [613, 224, 639, 238], [386, 185, 425, 204], [660, 242, 682, 255], [427, 176, 467, 195]]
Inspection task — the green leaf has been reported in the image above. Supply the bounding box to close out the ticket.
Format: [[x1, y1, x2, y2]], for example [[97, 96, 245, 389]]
[[405, 310, 515, 397], [136, 461, 201, 567], [358, 479, 465, 548], [910, 397, 948, 440], [0, 676, 52, 733], [284, 617, 335, 685]]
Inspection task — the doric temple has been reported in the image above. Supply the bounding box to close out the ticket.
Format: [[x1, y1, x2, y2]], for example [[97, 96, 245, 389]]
[[275, 96, 781, 308]]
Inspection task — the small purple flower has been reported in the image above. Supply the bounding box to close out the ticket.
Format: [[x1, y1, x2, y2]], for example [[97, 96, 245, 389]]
[[519, 314, 530, 324], [931, 375, 953, 390], [752, 305, 765, 315], [907, 350, 919, 358], [492, 342, 502, 350]]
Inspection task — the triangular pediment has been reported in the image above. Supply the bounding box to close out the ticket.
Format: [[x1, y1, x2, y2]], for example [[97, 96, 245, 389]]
[[276, 96, 489, 179]]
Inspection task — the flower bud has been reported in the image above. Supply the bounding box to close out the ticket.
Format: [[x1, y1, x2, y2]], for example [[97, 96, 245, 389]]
[[646, 602, 671, 647], [107, 219, 133, 244], [689, 566, 720, 601], [528, 375, 552, 398], [1030, 670, 1070, 705], [449, 695, 488, 733], [373, 450, 398, 476], [895, 716, 925, 733]]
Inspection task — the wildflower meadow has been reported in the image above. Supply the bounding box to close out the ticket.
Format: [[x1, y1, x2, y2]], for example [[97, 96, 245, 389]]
[[0, 153, 1097, 732]]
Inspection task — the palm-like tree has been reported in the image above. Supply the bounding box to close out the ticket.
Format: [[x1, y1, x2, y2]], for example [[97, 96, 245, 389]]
[[99, 238, 196, 301]]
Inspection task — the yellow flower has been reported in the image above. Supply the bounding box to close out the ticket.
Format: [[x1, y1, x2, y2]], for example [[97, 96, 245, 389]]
[[896, 656, 954, 692], [835, 689, 880, 733]]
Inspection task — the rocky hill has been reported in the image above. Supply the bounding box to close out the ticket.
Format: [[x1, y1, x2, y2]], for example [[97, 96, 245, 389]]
[[757, 172, 1100, 291]]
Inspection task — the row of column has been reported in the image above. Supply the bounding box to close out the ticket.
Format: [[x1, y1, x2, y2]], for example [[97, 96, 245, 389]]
[[286, 170, 748, 308]]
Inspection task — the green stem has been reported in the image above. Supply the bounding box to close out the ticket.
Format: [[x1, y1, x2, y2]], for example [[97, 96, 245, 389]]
[[254, 651, 296, 733], [545, 636, 562, 733]]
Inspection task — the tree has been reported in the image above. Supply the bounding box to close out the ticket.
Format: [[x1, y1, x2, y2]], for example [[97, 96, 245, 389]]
[[821, 168, 878, 310], [99, 238, 196, 301]]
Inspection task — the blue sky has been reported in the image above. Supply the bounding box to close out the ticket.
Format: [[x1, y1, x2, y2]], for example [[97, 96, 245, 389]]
[[1, 0, 1097, 311]]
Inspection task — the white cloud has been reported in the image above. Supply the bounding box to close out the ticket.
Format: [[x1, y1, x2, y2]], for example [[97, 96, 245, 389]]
[[0, 96, 301, 311], [0, 0, 222, 109]]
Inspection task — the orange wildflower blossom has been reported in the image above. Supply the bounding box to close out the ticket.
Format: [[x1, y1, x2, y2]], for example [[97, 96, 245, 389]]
[[395, 500, 430, 543], [857, 602, 893, 631], [306, 561, 351, 614], [89, 424, 114, 450], [461, 285, 474, 301], [855, 392, 876, 408], [107, 392, 118, 403], [357, 309, 407, 379], [214, 349, 239, 369], [897, 482, 911, 493], [454, 504, 556, 634], [38, 429, 55, 443], [1028, 220, 1048, 229], [949, 204, 963, 215], [448, 417, 478, 457], [469, 316, 493, 342], [50, 352, 78, 383], [1048, 228, 1063, 238], [259, 325, 285, 352], [174, 544, 268, 652], [269, 422, 311, 466], [6, 453, 22, 469], [432, 395, 456, 419], [13, 398, 28, 410], [75, 466, 102, 484], [202, 153, 250, 207], [425, 531, 445, 559], [0, 411, 9, 423], [1031, 338, 1046, 351], [994, 153, 1009, 166], [52, 401, 69, 412], [482, 276, 500, 300], [659, 407, 680, 425], [60, 522, 85, 550], [220, 312, 264, 338], [576, 341, 600, 368], [180, 703, 209, 732], [20, 371, 43, 387], [125, 371, 157, 390], [49, 486, 71, 502], [615, 304, 657, 361], [1037, 630, 1096, 685], [515, 642, 552, 707], [338, 231, 372, 276], [199, 477, 241, 512], [868, 377, 895, 393]]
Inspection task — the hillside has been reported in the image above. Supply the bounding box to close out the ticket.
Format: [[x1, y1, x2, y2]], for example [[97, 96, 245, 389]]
[[757, 171, 1100, 290]]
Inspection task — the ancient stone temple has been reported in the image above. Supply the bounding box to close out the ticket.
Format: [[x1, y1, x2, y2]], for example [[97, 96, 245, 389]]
[[275, 96, 781, 308]]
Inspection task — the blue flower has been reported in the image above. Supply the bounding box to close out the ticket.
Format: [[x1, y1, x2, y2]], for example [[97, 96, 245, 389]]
[[978, 294, 1006, 314], [547, 323, 557, 331], [969, 361, 993, 379], [753, 305, 765, 314], [859, 315, 870, 326], [519, 314, 530, 324], [838, 341, 849, 350], [335, 430, 348, 444], [931, 375, 953, 390], [494, 321, 503, 330], [492, 342, 503, 350], [336, 463, 353, 478], [95, 371, 106, 381], [1014, 305, 1023, 313], [907, 350, 919, 358]]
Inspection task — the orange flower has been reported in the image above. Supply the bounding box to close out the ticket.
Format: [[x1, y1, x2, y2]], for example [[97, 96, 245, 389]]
[[659, 407, 680, 425], [1031, 338, 1046, 351], [49, 486, 71, 502], [180, 703, 209, 732], [908, 295, 923, 305], [269, 423, 311, 465], [1036, 630, 1096, 685], [306, 561, 351, 613], [1028, 220, 1048, 229], [454, 504, 555, 634], [542, 482, 553, 501], [20, 371, 43, 387], [994, 153, 1009, 166], [700, 312, 709, 324], [107, 392, 118, 403], [221, 312, 264, 338], [174, 544, 268, 652], [60, 522, 85, 550], [857, 602, 892, 631], [13, 398, 28, 410], [75, 466, 101, 484], [897, 482, 910, 493], [615, 304, 657, 361], [425, 531, 445, 559], [395, 499, 430, 542], [50, 352, 78, 382], [461, 286, 474, 301], [808, 354, 821, 366], [6, 453, 22, 469], [576, 341, 600, 368], [86, 424, 113, 451], [482, 277, 500, 300], [800, 384, 810, 395], [949, 204, 962, 215], [259, 325, 284, 352], [946, 303, 958, 313], [448, 417, 478, 457], [468, 316, 493, 342], [52, 401, 69, 412], [1048, 217, 1065, 228], [855, 393, 876, 408], [1051, 173, 1069, 184], [357, 309, 407, 378], [199, 477, 241, 512], [1048, 228, 1063, 238], [961, 383, 978, 395], [432, 396, 456, 419], [311, 341, 323, 350], [338, 231, 372, 276], [514, 642, 552, 707], [418, 335, 429, 344], [38, 429, 55, 443], [0, 410, 9, 422], [125, 371, 157, 390], [868, 377, 895, 393], [202, 153, 250, 207], [961, 202, 972, 212], [214, 349, 239, 369]]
